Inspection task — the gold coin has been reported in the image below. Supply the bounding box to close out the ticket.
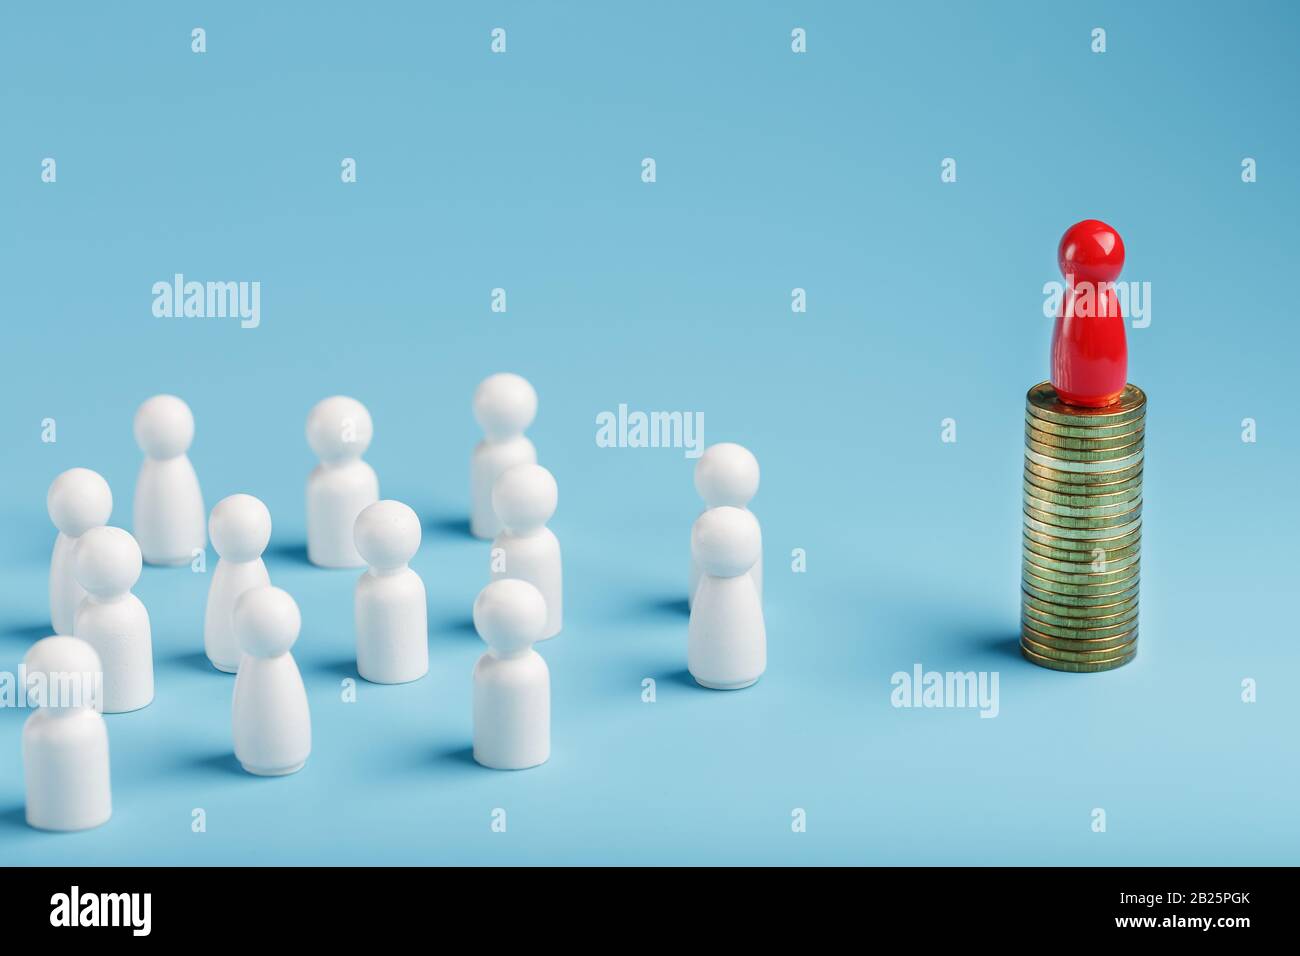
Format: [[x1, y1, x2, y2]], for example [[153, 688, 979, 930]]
[[1013, 546, 1138, 574], [1022, 577, 1140, 606], [1023, 502, 1142, 530], [1022, 595, 1141, 625], [1023, 534, 1140, 564], [1022, 546, 1139, 576], [1026, 425, 1144, 452], [1022, 614, 1139, 639], [1020, 623, 1138, 651], [1023, 513, 1142, 540], [1022, 600, 1138, 630], [1022, 476, 1143, 507], [1021, 613, 1137, 640], [1024, 524, 1141, 552], [1022, 565, 1139, 597], [1024, 446, 1145, 474], [1022, 608, 1139, 636], [1024, 459, 1144, 486], [1024, 556, 1138, 587], [1022, 555, 1140, 588], [1025, 415, 1149, 440], [1025, 381, 1147, 427], [1021, 634, 1138, 663], [1024, 467, 1144, 496], [1023, 490, 1143, 519], [1021, 589, 1139, 619], [1022, 627, 1138, 654], [1025, 435, 1144, 463], [1020, 642, 1137, 672]]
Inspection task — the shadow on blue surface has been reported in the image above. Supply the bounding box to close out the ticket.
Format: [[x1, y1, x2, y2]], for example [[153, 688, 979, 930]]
[[1, 621, 49, 647], [431, 615, 478, 640], [160, 650, 222, 676], [961, 631, 1026, 666], [384, 743, 486, 778], [313, 657, 357, 680], [265, 541, 314, 567], [657, 667, 714, 692], [186, 751, 246, 778], [0, 804, 29, 832], [423, 514, 474, 541], [639, 596, 690, 620], [435, 745, 478, 768]]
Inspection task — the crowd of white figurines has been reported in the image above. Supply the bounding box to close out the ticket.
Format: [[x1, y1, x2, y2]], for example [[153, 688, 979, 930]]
[[21, 372, 766, 832]]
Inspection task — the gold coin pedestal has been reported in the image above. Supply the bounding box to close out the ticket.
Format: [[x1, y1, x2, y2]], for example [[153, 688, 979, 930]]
[[1021, 382, 1147, 672]]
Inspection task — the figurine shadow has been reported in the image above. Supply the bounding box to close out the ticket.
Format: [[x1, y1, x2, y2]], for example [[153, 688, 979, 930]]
[[639, 596, 691, 620], [434, 744, 479, 768], [0, 621, 50, 646], [0, 804, 28, 832], [658, 667, 711, 692], [265, 541, 314, 568], [313, 657, 358, 680], [187, 751, 246, 778], [161, 650, 221, 676], [431, 615, 479, 641], [423, 514, 474, 541]]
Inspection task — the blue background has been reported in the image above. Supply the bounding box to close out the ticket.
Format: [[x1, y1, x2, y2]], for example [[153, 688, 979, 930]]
[[1, 1, 1296, 865]]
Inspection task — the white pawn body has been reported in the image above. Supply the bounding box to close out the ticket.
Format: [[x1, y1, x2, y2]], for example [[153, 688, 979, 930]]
[[73, 527, 154, 713], [204, 494, 273, 673], [689, 443, 762, 609], [23, 637, 112, 831], [306, 396, 379, 568], [354, 500, 428, 684], [232, 587, 311, 776], [472, 579, 550, 770], [688, 506, 766, 690], [471, 373, 538, 540], [47, 468, 113, 635], [133, 395, 206, 566], [490, 464, 562, 640]]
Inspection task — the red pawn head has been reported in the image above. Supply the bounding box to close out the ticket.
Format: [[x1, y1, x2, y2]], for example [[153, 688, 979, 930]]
[[1050, 219, 1128, 407]]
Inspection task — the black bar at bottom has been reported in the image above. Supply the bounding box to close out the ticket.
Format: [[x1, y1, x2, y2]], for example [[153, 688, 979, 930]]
[[0, 866, 1281, 940]]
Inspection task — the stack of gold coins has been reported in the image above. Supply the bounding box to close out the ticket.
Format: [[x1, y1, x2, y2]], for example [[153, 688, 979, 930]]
[[1021, 381, 1146, 672]]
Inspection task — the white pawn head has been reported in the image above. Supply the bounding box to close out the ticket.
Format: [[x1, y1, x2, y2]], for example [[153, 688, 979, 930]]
[[47, 468, 113, 537], [491, 464, 557, 534], [354, 499, 421, 571], [233, 586, 301, 659], [209, 494, 272, 563], [473, 373, 537, 441], [306, 396, 373, 464], [691, 506, 761, 579], [473, 578, 546, 658], [24, 636, 102, 710], [134, 395, 195, 460], [73, 526, 142, 599], [694, 442, 759, 508]]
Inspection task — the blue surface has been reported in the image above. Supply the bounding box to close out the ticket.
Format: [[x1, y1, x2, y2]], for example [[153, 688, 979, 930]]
[[1, 1, 1297, 865]]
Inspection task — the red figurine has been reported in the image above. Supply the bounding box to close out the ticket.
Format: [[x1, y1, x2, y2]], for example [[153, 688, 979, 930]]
[[1050, 219, 1127, 407]]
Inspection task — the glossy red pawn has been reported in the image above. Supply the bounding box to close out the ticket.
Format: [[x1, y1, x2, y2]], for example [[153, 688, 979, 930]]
[[1050, 219, 1128, 407]]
